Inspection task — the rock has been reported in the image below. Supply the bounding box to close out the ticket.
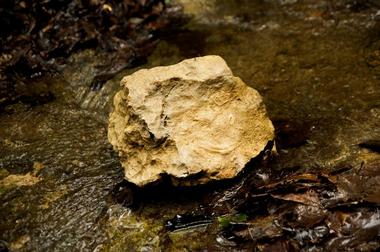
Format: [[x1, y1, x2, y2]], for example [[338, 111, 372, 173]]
[[108, 55, 274, 186]]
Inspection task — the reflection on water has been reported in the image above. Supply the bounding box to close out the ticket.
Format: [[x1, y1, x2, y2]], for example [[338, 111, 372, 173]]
[[1, 0, 380, 251]]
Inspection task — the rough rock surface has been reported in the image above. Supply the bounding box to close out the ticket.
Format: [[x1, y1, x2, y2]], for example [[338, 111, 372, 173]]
[[108, 55, 274, 186]]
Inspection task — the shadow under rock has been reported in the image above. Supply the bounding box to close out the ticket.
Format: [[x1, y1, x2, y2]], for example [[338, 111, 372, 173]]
[[110, 141, 276, 209]]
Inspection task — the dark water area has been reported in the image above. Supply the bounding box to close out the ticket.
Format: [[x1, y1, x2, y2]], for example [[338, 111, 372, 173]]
[[1, 0, 380, 251]]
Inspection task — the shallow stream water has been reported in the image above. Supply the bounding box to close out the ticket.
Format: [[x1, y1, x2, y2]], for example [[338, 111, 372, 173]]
[[1, 0, 380, 251]]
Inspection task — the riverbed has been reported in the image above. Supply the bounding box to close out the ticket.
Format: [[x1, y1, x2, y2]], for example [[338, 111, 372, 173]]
[[1, 0, 380, 251]]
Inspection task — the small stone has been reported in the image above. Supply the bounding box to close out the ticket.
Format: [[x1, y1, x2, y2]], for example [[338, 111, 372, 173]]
[[108, 55, 274, 186]]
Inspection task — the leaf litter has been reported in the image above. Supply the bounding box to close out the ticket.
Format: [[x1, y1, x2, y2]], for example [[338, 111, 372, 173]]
[[164, 152, 380, 251]]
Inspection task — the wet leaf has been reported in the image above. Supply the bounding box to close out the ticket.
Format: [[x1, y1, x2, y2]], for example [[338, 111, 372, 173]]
[[326, 211, 380, 251], [0, 0, 180, 110], [165, 214, 212, 232], [258, 239, 300, 252], [271, 190, 321, 207], [332, 158, 380, 204], [359, 140, 380, 153]]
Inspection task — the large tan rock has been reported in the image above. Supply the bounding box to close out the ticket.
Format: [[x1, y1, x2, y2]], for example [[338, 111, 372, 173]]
[[108, 55, 274, 186]]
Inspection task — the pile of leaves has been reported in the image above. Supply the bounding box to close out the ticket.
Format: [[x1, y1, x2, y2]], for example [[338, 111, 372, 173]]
[[213, 168, 380, 251], [0, 0, 181, 110], [164, 150, 380, 251]]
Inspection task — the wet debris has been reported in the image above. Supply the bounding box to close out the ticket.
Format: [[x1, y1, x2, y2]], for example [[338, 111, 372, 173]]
[[111, 137, 379, 250], [164, 161, 380, 250], [0, 0, 182, 110], [328, 158, 380, 205], [359, 140, 380, 153], [165, 214, 213, 232]]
